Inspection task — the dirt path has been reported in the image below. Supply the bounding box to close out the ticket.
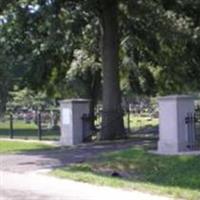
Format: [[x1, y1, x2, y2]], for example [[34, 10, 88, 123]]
[[0, 170, 173, 200]]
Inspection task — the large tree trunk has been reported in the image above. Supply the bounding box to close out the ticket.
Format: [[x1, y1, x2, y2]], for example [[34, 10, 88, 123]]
[[100, 0, 125, 140], [89, 68, 101, 132], [0, 87, 8, 118]]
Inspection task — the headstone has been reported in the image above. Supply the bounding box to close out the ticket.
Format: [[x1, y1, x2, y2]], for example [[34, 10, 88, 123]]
[[158, 95, 194, 154], [59, 99, 90, 146]]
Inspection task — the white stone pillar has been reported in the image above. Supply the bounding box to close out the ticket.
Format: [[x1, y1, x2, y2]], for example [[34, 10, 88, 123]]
[[158, 95, 194, 154], [59, 99, 90, 146]]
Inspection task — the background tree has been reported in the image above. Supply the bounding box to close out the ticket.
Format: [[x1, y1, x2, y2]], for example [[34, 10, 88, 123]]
[[66, 49, 101, 130], [0, 0, 125, 139]]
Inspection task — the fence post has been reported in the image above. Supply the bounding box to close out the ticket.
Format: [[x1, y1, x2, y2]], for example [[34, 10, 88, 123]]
[[38, 112, 42, 140], [127, 105, 130, 134], [10, 113, 14, 139]]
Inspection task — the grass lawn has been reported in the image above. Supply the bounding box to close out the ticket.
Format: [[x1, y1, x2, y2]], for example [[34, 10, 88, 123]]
[[51, 148, 200, 200], [0, 120, 37, 130], [0, 120, 60, 140], [124, 114, 158, 130], [0, 140, 56, 153], [95, 114, 158, 132], [0, 129, 60, 140]]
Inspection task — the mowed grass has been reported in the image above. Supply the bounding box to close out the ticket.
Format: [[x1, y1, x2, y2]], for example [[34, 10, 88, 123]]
[[0, 120, 37, 130], [124, 114, 158, 130], [95, 114, 158, 131], [0, 120, 60, 140], [0, 140, 56, 153], [52, 148, 200, 200]]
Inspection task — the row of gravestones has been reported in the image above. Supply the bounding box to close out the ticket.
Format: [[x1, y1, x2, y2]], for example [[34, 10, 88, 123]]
[[59, 96, 199, 155]]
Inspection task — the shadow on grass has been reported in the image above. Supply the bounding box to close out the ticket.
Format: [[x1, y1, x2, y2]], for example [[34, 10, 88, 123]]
[[7, 140, 154, 171], [52, 158, 200, 200], [89, 148, 200, 191], [49, 147, 200, 199]]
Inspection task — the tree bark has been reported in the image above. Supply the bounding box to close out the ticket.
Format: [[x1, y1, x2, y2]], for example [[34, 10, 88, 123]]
[[100, 0, 125, 140], [89, 68, 101, 132], [0, 88, 8, 118]]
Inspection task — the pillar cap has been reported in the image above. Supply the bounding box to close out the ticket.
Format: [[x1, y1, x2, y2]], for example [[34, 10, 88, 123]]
[[59, 99, 91, 104], [158, 95, 194, 101]]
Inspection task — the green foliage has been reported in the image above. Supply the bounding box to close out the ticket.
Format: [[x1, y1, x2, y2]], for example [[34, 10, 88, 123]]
[[9, 88, 49, 108], [120, 0, 200, 95], [0, 0, 199, 96], [66, 49, 101, 98]]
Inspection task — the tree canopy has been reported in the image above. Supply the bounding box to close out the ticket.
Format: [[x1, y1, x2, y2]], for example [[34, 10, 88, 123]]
[[0, 0, 199, 138]]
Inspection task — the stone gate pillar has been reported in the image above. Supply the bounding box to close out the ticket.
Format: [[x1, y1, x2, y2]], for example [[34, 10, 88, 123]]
[[158, 95, 194, 154], [59, 99, 90, 146]]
